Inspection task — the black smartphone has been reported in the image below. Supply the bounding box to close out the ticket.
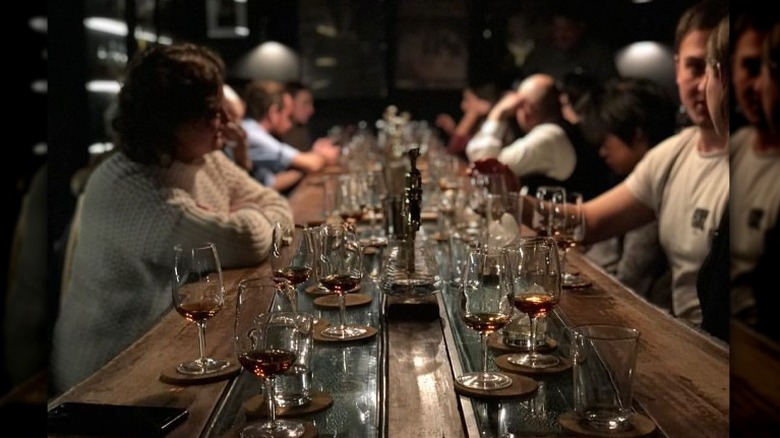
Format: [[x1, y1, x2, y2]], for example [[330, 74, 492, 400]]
[[48, 402, 188, 437]]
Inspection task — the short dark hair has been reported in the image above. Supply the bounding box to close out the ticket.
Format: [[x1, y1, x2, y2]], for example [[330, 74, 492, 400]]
[[244, 80, 288, 120], [581, 77, 677, 148], [674, 0, 728, 53], [114, 43, 225, 165]]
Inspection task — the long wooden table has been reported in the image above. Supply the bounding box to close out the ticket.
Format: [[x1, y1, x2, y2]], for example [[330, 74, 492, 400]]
[[48, 175, 729, 437]]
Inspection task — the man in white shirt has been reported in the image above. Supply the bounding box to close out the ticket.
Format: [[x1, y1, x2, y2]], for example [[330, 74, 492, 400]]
[[466, 73, 613, 200]]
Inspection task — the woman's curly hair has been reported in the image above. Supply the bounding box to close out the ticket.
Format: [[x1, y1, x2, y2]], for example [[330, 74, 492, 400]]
[[113, 43, 225, 165]]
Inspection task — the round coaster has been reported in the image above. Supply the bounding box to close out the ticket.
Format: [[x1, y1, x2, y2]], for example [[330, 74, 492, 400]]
[[487, 332, 557, 353], [454, 373, 538, 399], [313, 325, 378, 342], [159, 362, 241, 385], [421, 211, 439, 221], [494, 354, 572, 375], [363, 246, 380, 255], [558, 411, 657, 437], [244, 390, 334, 418], [305, 284, 361, 296], [313, 293, 372, 308], [563, 277, 593, 289]]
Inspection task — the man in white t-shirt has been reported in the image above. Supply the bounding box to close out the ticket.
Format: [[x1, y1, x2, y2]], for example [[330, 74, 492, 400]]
[[527, 0, 729, 329]]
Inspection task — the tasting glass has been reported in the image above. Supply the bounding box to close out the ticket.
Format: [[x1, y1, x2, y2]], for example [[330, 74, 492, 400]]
[[507, 236, 562, 369], [550, 191, 586, 287], [235, 286, 307, 438], [171, 242, 231, 375], [317, 223, 366, 339], [456, 246, 515, 390], [271, 223, 315, 310], [533, 186, 566, 236]]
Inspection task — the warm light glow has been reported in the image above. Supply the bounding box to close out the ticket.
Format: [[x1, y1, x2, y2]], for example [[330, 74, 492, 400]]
[[31, 80, 47, 94], [86, 80, 121, 94], [29, 16, 47, 33], [315, 25, 338, 37], [231, 41, 300, 81], [84, 17, 172, 44], [615, 41, 676, 97], [88, 142, 115, 155], [315, 57, 338, 67]]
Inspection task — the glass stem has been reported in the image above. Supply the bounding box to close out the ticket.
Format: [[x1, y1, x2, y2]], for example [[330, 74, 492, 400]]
[[196, 321, 207, 363], [529, 317, 539, 359], [338, 294, 348, 330], [481, 331, 489, 375], [264, 376, 277, 428]]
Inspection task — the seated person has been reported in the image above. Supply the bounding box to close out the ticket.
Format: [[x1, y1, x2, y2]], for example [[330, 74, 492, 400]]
[[435, 82, 503, 158], [578, 77, 678, 307], [465, 73, 614, 201], [243, 81, 340, 193], [50, 43, 294, 396]]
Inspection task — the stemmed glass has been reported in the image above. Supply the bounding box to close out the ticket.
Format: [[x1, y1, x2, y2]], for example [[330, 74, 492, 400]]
[[507, 236, 562, 369], [235, 285, 306, 438], [533, 185, 566, 236], [456, 246, 515, 390], [172, 242, 231, 375], [318, 223, 366, 339], [335, 173, 366, 227], [271, 223, 315, 310], [550, 191, 586, 287], [362, 169, 388, 246]]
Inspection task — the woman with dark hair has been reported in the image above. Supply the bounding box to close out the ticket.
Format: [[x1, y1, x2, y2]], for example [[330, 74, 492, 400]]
[[50, 43, 293, 395]]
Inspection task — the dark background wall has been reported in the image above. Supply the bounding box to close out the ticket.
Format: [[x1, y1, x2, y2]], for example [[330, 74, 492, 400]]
[[45, 0, 697, 294]]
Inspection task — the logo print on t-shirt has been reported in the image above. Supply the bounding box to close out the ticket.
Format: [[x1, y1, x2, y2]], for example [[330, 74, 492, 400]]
[[748, 208, 764, 230], [691, 208, 708, 231]]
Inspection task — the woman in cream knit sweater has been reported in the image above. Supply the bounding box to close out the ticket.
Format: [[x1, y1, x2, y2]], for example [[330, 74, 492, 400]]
[[50, 43, 293, 395]]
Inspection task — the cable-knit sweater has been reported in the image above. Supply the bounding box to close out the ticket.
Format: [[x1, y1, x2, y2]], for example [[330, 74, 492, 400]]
[[51, 151, 293, 395]]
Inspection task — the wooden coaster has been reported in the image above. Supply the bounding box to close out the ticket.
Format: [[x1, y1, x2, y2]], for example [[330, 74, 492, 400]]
[[305, 284, 361, 296], [244, 390, 334, 418], [563, 277, 593, 289], [495, 354, 572, 375], [159, 362, 241, 385], [313, 293, 372, 308], [421, 211, 439, 221], [454, 373, 538, 399], [559, 411, 657, 437], [363, 246, 380, 255], [487, 332, 557, 353], [240, 421, 318, 438], [305, 284, 332, 296], [313, 325, 377, 342]]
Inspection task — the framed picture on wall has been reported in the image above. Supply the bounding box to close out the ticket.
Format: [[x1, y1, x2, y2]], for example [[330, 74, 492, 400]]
[[394, 0, 468, 90], [206, 0, 249, 39]]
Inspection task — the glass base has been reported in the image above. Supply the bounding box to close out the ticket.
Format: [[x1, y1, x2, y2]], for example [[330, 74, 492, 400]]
[[240, 419, 305, 438], [176, 357, 231, 375], [562, 272, 584, 286], [321, 325, 368, 340], [456, 371, 513, 390], [506, 352, 559, 369]]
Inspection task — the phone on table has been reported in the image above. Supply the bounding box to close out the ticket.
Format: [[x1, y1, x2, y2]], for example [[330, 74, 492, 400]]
[[48, 402, 188, 437]]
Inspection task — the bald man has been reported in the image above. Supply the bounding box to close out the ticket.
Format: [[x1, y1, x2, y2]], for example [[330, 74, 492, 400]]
[[466, 74, 613, 200]]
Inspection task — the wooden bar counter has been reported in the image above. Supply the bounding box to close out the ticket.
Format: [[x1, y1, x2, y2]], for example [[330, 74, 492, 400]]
[[48, 175, 729, 437]]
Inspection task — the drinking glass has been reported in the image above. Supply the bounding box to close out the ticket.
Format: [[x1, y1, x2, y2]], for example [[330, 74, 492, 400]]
[[317, 223, 366, 339], [533, 185, 566, 236], [507, 236, 562, 369], [456, 246, 515, 390], [550, 191, 585, 287], [271, 223, 315, 310], [362, 169, 388, 246], [335, 173, 366, 226], [171, 242, 231, 375], [235, 289, 306, 438]]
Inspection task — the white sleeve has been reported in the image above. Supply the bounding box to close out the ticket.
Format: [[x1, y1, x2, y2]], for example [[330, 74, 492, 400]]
[[497, 124, 575, 180], [465, 119, 506, 162]]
